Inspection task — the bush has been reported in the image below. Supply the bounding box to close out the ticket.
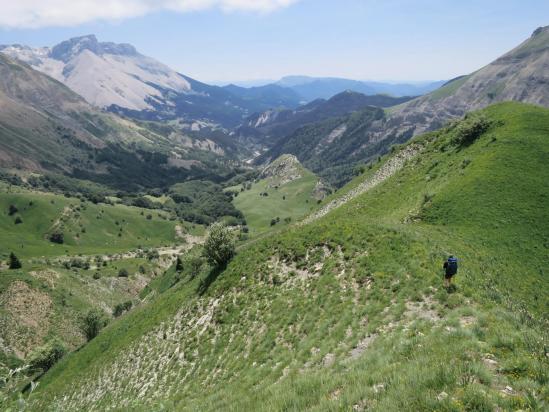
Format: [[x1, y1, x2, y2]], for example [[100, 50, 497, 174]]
[[14, 216, 23, 225], [172, 194, 193, 204], [68, 257, 90, 270], [113, 300, 133, 317], [118, 268, 129, 277], [452, 114, 492, 146], [8, 252, 22, 269], [8, 204, 18, 216], [203, 222, 235, 268], [81, 309, 108, 341], [132, 196, 155, 209], [49, 232, 64, 244], [147, 249, 160, 260], [27, 339, 67, 373], [175, 257, 184, 272], [185, 255, 204, 279]]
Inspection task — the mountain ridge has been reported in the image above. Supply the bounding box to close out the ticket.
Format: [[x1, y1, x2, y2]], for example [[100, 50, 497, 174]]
[[258, 26, 549, 186]]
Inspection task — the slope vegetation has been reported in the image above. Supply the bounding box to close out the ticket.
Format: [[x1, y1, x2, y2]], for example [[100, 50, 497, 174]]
[[14, 102, 549, 411]]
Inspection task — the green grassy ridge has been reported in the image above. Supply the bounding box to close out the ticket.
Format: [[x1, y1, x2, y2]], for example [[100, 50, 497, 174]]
[[20, 102, 549, 411]]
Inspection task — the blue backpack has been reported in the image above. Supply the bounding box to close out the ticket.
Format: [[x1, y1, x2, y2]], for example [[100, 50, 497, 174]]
[[447, 256, 458, 275]]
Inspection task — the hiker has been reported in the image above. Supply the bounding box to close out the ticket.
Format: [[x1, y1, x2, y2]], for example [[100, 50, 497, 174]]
[[443, 255, 458, 288]]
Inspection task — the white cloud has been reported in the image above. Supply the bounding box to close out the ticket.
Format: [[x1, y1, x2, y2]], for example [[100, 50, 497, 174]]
[[0, 0, 300, 29]]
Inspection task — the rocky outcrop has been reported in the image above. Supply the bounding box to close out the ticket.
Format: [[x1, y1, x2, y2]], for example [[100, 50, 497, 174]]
[[260, 154, 304, 187]]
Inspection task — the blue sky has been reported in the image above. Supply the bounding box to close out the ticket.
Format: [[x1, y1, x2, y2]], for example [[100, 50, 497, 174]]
[[0, 0, 547, 84]]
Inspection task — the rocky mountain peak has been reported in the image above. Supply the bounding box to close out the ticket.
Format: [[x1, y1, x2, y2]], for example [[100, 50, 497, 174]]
[[50, 34, 138, 62], [51, 34, 99, 62]]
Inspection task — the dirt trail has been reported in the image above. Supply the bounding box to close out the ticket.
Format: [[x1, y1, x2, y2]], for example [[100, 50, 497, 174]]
[[301, 144, 423, 225]]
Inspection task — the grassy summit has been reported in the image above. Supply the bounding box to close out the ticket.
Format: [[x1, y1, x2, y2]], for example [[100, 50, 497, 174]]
[[13, 102, 549, 411]]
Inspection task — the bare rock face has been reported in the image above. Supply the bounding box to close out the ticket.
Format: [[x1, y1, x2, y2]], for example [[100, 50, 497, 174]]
[[312, 180, 331, 200], [260, 154, 304, 187], [0, 35, 191, 111]]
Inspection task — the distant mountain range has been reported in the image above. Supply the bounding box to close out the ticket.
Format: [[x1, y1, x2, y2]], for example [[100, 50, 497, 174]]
[[0, 35, 300, 128], [258, 26, 549, 186], [0, 35, 443, 129], [275, 75, 446, 101]]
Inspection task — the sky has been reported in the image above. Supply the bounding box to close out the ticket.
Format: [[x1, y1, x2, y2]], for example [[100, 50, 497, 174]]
[[0, 0, 547, 84]]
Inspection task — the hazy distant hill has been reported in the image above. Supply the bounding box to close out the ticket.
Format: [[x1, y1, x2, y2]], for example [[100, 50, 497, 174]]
[[276, 75, 445, 101]]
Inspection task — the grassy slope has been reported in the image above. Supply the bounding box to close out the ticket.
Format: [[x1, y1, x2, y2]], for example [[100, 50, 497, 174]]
[[0, 185, 177, 259], [22, 102, 549, 411], [230, 170, 319, 235]]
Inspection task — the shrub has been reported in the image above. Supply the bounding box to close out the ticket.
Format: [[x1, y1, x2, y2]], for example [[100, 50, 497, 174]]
[[27, 339, 67, 373], [175, 257, 184, 272], [69, 258, 90, 270], [172, 194, 193, 204], [203, 222, 235, 268], [452, 114, 492, 146], [49, 232, 64, 244], [118, 268, 129, 277], [147, 249, 160, 260], [81, 309, 108, 341], [132, 196, 155, 209], [186, 255, 204, 279], [14, 216, 23, 225], [8, 204, 18, 216], [8, 252, 22, 269], [113, 300, 133, 317]]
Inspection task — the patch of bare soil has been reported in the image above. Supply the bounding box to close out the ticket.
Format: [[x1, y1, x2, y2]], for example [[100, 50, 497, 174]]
[[403, 296, 440, 322], [29, 269, 60, 289], [0, 281, 53, 357]]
